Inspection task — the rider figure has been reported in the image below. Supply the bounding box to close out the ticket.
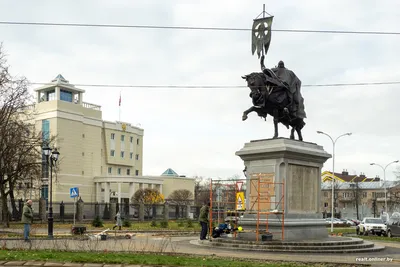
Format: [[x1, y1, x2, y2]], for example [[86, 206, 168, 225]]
[[260, 56, 295, 116]]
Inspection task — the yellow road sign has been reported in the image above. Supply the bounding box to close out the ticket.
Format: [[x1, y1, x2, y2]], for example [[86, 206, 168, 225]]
[[236, 192, 245, 210]]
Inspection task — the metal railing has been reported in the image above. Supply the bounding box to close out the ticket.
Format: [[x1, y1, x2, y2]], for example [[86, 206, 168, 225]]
[[82, 102, 101, 110]]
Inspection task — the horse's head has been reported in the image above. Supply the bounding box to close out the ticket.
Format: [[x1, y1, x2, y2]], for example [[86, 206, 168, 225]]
[[242, 72, 265, 95], [242, 72, 266, 106]]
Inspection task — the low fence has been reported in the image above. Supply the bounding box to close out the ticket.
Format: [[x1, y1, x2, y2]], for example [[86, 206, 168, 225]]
[[1, 200, 202, 223]]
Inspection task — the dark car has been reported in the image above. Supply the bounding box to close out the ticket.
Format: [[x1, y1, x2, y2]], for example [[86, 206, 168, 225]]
[[386, 217, 400, 238]]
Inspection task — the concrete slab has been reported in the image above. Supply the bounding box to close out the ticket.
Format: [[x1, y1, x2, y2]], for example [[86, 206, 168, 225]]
[[23, 262, 45, 266]]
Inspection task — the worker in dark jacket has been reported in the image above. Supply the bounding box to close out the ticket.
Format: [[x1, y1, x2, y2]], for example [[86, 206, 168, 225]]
[[199, 202, 210, 240], [21, 199, 33, 242]]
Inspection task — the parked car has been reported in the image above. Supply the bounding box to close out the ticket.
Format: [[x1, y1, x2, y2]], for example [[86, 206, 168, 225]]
[[386, 217, 400, 238], [325, 218, 351, 226], [344, 219, 356, 226], [356, 217, 387, 236], [346, 218, 360, 225]]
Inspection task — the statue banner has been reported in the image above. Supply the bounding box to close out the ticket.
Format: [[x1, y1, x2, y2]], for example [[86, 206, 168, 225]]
[[251, 16, 274, 58]]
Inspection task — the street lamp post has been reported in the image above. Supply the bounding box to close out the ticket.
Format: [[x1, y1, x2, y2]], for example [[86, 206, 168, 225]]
[[370, 160, 399, 215], [317, 131, 352, 233], [43, 146, 60, 239]]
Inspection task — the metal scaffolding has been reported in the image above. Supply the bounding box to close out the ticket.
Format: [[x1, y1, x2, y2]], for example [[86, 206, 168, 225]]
[[209, 173, 285, 241], [250, 173, 285, 241]]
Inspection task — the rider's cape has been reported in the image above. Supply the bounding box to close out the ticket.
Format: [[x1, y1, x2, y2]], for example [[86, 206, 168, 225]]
[[270, 67, 307, 119]]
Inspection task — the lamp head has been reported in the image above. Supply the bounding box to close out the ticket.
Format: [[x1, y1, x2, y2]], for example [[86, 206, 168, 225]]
[[43, 146, 51, 156], [317, 131, 324, 134], [346, 133, 352, 136], [370, 163, 375, 166], [51, 148, 60, 161], [394, 160, 399, 163]]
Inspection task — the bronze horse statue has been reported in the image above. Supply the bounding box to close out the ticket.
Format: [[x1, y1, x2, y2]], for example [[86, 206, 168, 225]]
[[241, 70, 306, 141]]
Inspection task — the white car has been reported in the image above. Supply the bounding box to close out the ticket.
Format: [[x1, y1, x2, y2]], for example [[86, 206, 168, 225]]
[[356, 217, 387, 236]]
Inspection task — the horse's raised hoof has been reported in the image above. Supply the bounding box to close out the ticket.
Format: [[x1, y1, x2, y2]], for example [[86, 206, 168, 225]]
[[242, 114, 248, 121]]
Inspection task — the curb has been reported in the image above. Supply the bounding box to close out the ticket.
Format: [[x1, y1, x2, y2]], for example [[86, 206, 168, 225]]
[[0, 261, 175, 266]]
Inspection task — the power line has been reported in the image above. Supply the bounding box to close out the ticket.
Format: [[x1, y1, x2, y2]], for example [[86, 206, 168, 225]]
[[30, 81, 400, 89], [1, 21, 400, 36]]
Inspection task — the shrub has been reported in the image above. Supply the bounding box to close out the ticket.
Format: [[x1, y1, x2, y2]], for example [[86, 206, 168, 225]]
[[177, 219, 184, 227], [160, 220, 169, 228], [92, 216, 103, 227], [150, 220, 157, 227], [123, 219, 132, 227], [186, 219, 193, 228]]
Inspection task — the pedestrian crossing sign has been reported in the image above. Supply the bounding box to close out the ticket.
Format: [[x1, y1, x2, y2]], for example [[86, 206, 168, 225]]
[[70, 187, 79, 198]]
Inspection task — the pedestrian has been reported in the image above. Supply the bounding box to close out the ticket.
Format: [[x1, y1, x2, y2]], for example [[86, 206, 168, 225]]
[[199, 202, 210, 240], [21, 199, 33, 242], [113, 211, 122, 230]]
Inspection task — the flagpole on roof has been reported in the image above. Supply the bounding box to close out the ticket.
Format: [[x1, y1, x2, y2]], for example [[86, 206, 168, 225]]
[[119, 90, 121, 122]]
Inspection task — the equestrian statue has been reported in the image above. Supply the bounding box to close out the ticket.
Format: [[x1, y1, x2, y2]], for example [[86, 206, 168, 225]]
[[241, 55, 307, 141]]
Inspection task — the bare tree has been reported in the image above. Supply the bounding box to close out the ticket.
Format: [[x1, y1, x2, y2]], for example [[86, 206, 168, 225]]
[[193, 176, 211, 206], [349, 181, 363, 220], [168, 189, 194, 218], [388, 168, 400, 212], [0, 44, 45, 227]]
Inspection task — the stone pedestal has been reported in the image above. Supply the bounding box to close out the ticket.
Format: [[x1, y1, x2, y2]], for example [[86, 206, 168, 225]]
[[235, 138, 331, 241]]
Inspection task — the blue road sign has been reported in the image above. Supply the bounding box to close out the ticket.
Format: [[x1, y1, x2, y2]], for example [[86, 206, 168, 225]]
[[70, 187, 79, 198]]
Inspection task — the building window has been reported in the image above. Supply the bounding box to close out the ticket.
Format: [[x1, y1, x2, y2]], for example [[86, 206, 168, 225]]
[[362, 192, 367, 198], [135, 154, 139, 160], [111, 133, 115, 140], [121, 135, 125, 141], [41, 120, 50, 179], [121, 151, 124, 158], [324, 202, 328, 207], [60, 89, 73, 102], [118, 168, 121, 175], [323, 192, 328, 197], [130, 152, 133, 159], [46, 90, 55, 101], [110, 150, 115, 157], [135, 170, 139, 176], [42, 120, 50, 142], [130, 136, 133, 143], [137, 138, 140, 145], [127, 169, 130, 175], [108, 167, 112, 174]]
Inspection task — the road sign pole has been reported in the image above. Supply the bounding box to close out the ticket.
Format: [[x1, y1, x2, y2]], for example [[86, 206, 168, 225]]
[[73, 197, 76, 226]]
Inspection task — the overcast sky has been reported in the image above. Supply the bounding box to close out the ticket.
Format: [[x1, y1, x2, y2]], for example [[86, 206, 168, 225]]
[[1, 0, 399, 180]]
